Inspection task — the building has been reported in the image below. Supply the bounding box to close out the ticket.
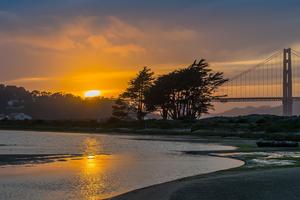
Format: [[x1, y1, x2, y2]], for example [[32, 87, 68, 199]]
[[8, 113, 32, 121]]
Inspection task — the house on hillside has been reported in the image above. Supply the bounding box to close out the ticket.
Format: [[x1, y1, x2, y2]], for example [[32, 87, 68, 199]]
[[8, 113, 32, 120], [0, 114, 7, 120], [7, 100, 24, 110]]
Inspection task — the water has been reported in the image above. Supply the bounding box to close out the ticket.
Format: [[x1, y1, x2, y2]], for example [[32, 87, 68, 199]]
[[0, 130, 243, 200]]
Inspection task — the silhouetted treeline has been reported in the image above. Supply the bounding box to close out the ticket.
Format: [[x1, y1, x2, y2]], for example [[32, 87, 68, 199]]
[[0, 84, 113, 120], [113, 59, 227, 121]]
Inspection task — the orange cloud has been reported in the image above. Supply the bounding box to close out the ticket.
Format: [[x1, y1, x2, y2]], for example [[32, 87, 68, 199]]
[[104, 16, 145, 40], [0, 15, 203, 96], [0, 16, 146, 55], [6, 77, 56, 84], [105, 44, 145, 56]]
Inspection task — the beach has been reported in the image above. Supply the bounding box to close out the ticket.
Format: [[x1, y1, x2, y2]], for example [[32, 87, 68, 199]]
[[109, 142, 300, 200], [111, 167, 300, 200]]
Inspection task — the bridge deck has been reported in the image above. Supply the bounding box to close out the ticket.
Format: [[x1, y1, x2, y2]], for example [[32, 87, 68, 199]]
[[214, 97, 300, 102]]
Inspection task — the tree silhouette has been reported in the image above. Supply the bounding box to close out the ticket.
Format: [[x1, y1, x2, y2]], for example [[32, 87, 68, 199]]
[[121, 67, 154, 120], [0, 85, 114, 120], [111, 98, 130, 121], [145, 59, 227, 120]]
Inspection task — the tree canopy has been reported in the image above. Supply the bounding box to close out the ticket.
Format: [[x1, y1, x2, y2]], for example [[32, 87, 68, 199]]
[[145, 59, 227, 120], [111, 98, 130, 121], [121, 67, 154, 120], [0, 84, 113, 120]]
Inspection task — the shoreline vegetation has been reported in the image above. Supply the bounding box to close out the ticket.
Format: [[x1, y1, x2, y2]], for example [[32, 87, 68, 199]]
[[2, 114, 300, 141]]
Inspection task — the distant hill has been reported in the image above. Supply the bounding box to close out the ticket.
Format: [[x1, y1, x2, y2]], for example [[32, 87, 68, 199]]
[[216, 105, 282, 116], [0, 84, 114, 120]]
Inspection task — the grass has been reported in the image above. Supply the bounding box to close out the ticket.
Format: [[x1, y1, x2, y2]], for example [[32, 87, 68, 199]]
[[236, 144, 258, 151]]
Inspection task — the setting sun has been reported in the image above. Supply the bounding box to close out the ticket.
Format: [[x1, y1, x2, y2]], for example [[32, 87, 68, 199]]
[[84, 90, 102, 98]]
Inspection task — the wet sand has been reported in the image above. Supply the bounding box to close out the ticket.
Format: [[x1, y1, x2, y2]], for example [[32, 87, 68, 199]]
[[109, 141, 300, 200], [110, 167, 300, 200], [0, 154, 81, 165]]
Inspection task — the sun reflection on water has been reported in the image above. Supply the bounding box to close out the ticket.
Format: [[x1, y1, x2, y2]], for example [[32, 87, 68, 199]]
[[79, 157, 100, 200], [87, 155, 96, 160], [0, 137, 128, 199], [82, 137, 101, 158], [79, 138, 101, 200], [79, 137, 118, 200]]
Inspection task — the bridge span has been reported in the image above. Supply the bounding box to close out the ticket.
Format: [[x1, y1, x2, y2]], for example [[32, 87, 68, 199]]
[[215, 48, 300, 116]]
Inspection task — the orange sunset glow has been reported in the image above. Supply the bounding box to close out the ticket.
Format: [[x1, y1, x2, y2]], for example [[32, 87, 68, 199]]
[[1, 0, 300, 102], [1, 4, 287, 98], [3, 2, 300, 200], [84, 90, 102, 98]]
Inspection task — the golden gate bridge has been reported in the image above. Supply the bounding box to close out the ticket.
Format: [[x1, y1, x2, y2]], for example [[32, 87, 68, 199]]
[[215, 48, 300, 116]]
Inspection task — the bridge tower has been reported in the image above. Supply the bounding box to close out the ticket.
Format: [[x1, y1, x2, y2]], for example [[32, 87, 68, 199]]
[[282, 48, 293, 116]]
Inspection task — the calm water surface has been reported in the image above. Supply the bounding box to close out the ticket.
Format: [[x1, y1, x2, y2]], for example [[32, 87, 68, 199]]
[[0, 130, 243, 200]]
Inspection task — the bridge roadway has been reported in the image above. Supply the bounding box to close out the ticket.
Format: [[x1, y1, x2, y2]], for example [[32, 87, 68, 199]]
[[213, 97, 300, 103]]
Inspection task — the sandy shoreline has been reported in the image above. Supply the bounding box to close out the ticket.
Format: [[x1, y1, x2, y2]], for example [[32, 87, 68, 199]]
[[0, 154, 82, 166], [107, 139, 300, 200], [107, 152, 246, 200], [108, 143, 300, 200], [109, 166, 300, 200]]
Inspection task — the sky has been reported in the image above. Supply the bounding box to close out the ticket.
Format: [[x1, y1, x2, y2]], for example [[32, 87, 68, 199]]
[[1, 0, 300, 97]]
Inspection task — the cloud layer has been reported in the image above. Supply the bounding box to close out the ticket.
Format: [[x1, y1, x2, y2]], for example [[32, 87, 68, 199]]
[[1, 0, 300, 96]]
